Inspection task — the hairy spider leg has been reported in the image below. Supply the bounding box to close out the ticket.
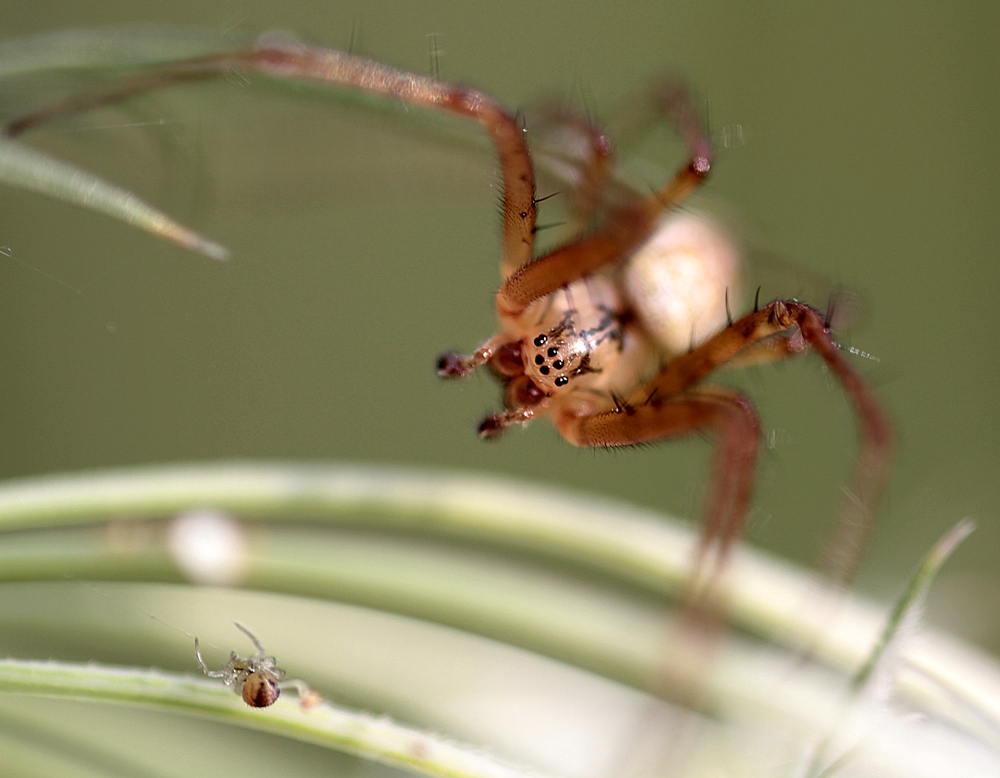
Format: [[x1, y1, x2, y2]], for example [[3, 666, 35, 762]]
[[5, 38, 537, 278], [643, 301, 891, 591], [528, 101, 616, 234], [555, 300, 891, 590], [565, 119, 614, 234], [556, 386, 759, 593], [496, 81, 712, 320]]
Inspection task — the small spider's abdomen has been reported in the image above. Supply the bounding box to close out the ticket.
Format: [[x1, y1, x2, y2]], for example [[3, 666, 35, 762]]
[[623, 212, 743, 356], [242, 672, 281, 707]]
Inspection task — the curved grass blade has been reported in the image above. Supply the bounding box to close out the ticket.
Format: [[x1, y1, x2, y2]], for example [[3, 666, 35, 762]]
[[854, 519, 976, 692], [0, 658, 549, 778], [803, 519, 978, 778], [0, 26, 245, 80], [0, 134, 227, 259]]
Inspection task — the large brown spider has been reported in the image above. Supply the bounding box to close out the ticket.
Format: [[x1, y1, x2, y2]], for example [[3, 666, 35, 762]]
[[7, 35, 891, 588]]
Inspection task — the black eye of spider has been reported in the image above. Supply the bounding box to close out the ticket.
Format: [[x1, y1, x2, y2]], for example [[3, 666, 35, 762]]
[[547, 347, 559, 357], [540, 366, 550, 375], [534, 355, 545, 365], [552, 360, 564, 369], [554, 376, 569, 387], [533, 334, 547, 346]]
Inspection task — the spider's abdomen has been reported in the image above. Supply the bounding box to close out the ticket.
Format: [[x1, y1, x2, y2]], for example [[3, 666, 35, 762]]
[[241, 672, 281, 707]]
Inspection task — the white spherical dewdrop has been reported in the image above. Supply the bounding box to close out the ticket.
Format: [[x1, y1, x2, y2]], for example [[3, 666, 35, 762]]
[[167, 508, 248, 586]]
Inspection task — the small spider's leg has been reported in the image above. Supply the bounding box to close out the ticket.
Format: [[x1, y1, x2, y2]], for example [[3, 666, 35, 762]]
[[270, 665, 288, 682], [629, 300, 892, 589], [6, 40, 538, 276], [194, 636, 210, 674], [234, 622, 266, 659], [194, 637, 228, 678], [282, 678, 323, 709], [497, 81, 711, 319], [437, 334, 509, 379]]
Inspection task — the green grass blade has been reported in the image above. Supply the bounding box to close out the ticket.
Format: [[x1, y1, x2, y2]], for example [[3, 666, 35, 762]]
[[803, 520, 978, 778], [0, 135, 227, 259], [854, 519, 976, 690], [0, 26, 242, 79], [0, 658, 549, 778]]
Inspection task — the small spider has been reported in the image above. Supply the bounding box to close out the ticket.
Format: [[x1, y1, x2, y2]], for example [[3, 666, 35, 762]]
[[195, 622, 286, 708], [7, 35, 891, 589]]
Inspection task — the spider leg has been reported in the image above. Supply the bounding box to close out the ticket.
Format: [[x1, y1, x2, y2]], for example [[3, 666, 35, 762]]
[[283, 678, 323, 709], [633, 299, 892, 589], [5, 39, 537, 276], [565, 119, 613, 234], [477, 404, 542, 439], [248, 42, 537, 277], [530, 102, 615, 235], [720, 329, 809, 369], [690, 388, 762, 583], [496, 80, 712, 319], [194, 637, 228, 678], [5, 67, 221, 138], [234, 622, 266, 660], [436, 334, 511, 379], [556, 388, 759, 587]]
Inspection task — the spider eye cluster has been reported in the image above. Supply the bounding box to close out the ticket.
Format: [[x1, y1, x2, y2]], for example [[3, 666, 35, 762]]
[[526, 332, 573, 391]]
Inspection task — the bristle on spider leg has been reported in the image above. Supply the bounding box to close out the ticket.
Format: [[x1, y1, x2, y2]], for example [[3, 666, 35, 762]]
[[426, 32, 443, 80], [347, 19, 361, 55], [533, 191, 561, 205], [824, 294, 838, 330]]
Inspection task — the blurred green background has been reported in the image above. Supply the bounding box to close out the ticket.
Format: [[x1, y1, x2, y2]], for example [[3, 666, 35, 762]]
[[0, 0, 997, 655]]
